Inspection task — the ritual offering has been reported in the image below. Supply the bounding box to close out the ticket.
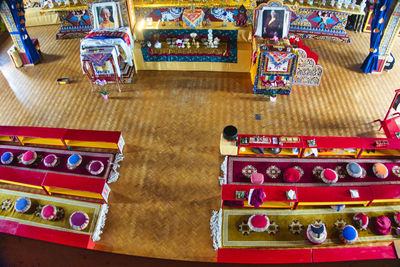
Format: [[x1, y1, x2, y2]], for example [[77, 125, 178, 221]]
[[340, 225, 358, 244], [353, 212, 369, 230], [321, 168, 338, 184], [248, 214, 270, 232], [41, 205, 57, 220], [87, 160, 105, 175], [69, 211, 90, 230], [346, 162, 362, 178], [374, 215, 392, 235], [1, 152, 13, 165], [283, 167, 301, 183], [67, 154, 82, 169], [250, 173, 264, 184], [14, 197, 31, 213], [43, 154, 58, 168], [21, 151, 37, 165], [306, 223, 327, 245], [373, 163, 388, 179]]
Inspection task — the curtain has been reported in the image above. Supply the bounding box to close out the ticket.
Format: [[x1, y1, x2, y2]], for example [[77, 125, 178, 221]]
[[5, 0, 40, 64], [361, 0, 393, 73]]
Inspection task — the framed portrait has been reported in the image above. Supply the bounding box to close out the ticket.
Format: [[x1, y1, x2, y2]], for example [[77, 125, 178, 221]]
[[254, 6, 290, 39], [92, 1, 122, 29]]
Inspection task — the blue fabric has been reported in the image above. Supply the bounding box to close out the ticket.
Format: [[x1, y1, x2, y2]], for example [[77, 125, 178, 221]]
[[68, 154, 81, 164], [15, 198, 28, 211], [4, 0, 40, 64], [342, 226, 357, 240], [361, 0, 393, 73]]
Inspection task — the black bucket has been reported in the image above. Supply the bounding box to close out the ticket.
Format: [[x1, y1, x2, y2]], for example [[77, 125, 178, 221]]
[[223, 125, 238, 141]]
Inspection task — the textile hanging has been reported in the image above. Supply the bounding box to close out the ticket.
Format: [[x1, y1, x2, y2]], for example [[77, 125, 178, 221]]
[[4, 0, 40, 64], [361, 0, 393, 73]]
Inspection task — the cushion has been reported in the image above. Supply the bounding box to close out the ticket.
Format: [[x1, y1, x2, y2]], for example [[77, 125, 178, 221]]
[[15, 197, 31, 213], [88, 160, 104, 175], [373, 163, 388, 179], [321, 168, 338, 184], [248, 214, 270, 232], [67, 154, 82, 169], [69, 211, 90, 230], [283, 168, 301, 183], [44, 154, 58, 167], [340, 225, 358, 244], [306, 223, 327, 245], [250, 173, 264, 184], [353, 212, 369, 230], [41, 205, 56, 220], [1, 152, 13, 165], [22, 151, 37, 165], [346, 162, 362, 178], [375, 215, 392, 235]]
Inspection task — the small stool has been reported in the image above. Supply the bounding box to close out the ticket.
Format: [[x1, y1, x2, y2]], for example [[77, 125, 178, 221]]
[[43, 154, 58, 168], [373, 163, 388, 179], [87, 160, 104, 175], [250, 173, 264, 184], [1, 152, 13, 165]]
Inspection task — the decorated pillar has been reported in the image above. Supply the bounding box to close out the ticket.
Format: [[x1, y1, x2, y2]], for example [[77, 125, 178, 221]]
[[0, 0, 40, 65], [361, 0, 399, 73], [374, 0, 400, 72]]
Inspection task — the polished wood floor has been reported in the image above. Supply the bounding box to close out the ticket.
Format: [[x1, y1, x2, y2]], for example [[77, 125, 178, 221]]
[[0, 25, 400, 265]]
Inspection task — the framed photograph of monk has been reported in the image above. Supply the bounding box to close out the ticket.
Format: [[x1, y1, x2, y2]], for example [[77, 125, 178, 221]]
[[92, 2, 121, 29], [254, 6, 290, 39]]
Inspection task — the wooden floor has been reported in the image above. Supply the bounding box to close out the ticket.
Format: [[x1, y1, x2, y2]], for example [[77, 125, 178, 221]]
[[0, 25, 400, 264]]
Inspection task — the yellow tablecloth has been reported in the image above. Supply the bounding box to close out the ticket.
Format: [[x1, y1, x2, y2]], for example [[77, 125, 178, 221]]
[[25, 7, 59, 27]]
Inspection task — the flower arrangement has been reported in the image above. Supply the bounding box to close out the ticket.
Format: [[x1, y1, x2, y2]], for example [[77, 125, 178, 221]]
[[99, 88, 109, 99]]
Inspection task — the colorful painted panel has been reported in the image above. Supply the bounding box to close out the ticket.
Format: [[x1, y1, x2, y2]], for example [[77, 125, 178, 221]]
[[134, 7, 253, 23], [57, 10, 92, 39], [289, 8, 350, 42], [141, 29, 237, 63]]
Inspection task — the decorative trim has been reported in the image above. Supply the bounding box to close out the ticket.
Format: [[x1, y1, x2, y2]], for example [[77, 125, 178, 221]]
[[210, 209, 222, 250], [108, 153, 124, 183], [92, 204, 108, 242], [219, 156, 228, 185]]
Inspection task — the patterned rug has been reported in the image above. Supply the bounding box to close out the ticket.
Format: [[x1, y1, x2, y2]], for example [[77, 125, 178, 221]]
[[227, 156, 400, 186], [0, 144, 113, 179], [222, 206, 400, 248], [0, 188, 102, 234]]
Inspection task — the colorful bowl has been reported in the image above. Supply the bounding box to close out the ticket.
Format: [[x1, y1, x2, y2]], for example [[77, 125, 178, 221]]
[[1, 152, 13, 165]]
